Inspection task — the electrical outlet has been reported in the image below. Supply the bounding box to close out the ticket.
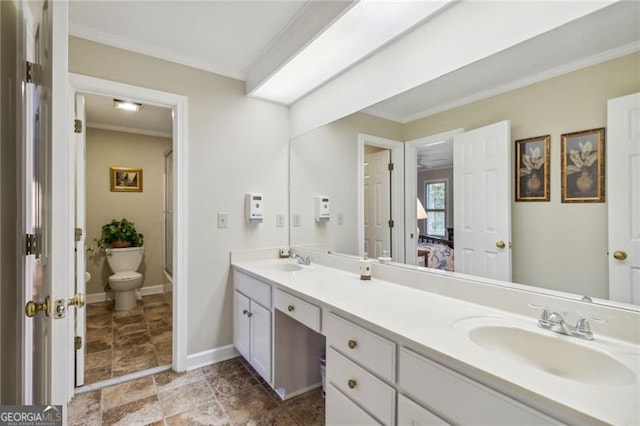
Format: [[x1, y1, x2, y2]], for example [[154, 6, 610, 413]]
[[337, 213, 344, 225], [276, 214, 285, 228], [217, 213, 228, 228], [292, 214, 301, 227]]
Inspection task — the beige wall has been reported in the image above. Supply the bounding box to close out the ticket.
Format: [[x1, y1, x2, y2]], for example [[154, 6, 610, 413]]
[[404, 53, 640, 298], [417, 168, 454, 236], [70, 36, 290, 356], [290, 112, 403, 255], [85, 128, 171, 295]]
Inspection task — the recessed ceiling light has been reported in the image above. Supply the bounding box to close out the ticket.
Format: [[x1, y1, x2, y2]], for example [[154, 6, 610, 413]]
[[250, 0, 451, 105], [113, 99, 142, 112]]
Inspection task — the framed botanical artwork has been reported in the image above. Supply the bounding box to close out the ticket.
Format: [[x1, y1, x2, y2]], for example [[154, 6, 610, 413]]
[[561, 128, 605, 203], [110, 167, 143, 192], [515, 135, 550, 201]]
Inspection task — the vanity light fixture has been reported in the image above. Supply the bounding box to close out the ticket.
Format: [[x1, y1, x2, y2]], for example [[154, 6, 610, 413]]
[[250, 0, 452, 105], [113, 99, 142, 112]]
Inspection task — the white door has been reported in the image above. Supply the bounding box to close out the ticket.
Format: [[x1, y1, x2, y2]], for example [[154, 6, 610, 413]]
[[454, 120, 512, 281], [249, 302, 272, 383], [234, 291, 251, 359], [364, 149, 392, 258], [73, 93, 87, 386], [608, 92, 640, 304]]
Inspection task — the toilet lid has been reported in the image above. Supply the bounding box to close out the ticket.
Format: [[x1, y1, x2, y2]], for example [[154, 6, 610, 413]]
[[110, 271, 142, 281]]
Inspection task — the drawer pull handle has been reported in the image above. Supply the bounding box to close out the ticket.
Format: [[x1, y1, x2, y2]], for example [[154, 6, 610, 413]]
[[247, 312, 253, 317], [242, 309, 248, 315], [347, 379, 357, 389], [348, 340, 357, 349], [287, 304, 295, 312]]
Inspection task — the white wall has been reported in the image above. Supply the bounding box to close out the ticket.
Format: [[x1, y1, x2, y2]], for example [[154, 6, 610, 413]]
[[404, 53, 640, 298], [85, 128, 171, 295], [290, 112, 402, 255], [69, 37, 289, 356]]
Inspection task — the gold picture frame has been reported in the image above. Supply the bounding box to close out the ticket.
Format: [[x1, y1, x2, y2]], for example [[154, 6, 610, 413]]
[[515, 135, 550, 202], [561, 128, 605, 203], [110, 167, 143, 192]]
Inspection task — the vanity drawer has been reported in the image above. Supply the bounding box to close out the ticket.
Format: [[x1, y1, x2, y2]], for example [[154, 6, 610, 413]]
[[326, 383, 381, 426], [397, 394, 449, 425], [273, 288, 320, 332], [399, 348, 556, 425], [326, 313, 396, 382], [234, 270, 271, 308], [327, 348, 395, 426]]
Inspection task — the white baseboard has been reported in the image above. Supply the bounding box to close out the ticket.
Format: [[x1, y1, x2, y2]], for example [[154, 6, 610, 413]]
[[86, 283, 169, 304], [276, 382, 322, 401], [185, 345, 240, 371]]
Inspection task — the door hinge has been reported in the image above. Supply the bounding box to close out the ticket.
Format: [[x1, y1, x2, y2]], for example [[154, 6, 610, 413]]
[[26, 61, 35, 84], [388, 162, 394, 171], [75, 228, 83, 242], [74, 119, 83, 134], [388, 219, 394, 228], [26, 233, 36, 255], [74, 336, 82, 350]]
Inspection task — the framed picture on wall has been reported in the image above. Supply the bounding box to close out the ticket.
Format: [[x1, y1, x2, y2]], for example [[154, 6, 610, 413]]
[[515, 135, 550, 202], [561, 128, 605, 203], [110, 166, 143, 192]]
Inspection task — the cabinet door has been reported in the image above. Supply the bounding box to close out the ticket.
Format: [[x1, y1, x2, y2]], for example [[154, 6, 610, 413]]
[[398, 394, 449, 425], [250, 301, 272, 383], [234, 291, 251, 360]]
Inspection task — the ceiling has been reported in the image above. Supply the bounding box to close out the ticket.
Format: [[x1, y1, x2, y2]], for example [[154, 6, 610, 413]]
[[70, 1, 639, 137]]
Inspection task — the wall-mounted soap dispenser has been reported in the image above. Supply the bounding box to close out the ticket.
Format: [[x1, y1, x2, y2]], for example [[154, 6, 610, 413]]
[[245, 193, 264, 223], [314, 196, 330, 222]]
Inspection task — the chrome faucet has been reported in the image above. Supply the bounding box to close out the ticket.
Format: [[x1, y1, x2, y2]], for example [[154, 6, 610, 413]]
[[529, 303, 607, 340], [293, 254, 311, 265]]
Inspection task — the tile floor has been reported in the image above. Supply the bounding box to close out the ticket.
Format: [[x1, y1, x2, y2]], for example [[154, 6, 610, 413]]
[[68, 357, 325, 426], [84, 293, 173, 385]]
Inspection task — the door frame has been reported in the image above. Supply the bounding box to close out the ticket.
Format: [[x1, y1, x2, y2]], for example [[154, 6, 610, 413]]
[[67, 73, 189, 395], [404, 129, 463, 265], [357, 134, 404, 262]]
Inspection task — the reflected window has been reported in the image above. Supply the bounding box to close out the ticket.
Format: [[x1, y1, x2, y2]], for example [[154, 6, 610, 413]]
[[424, 181, 447, 237]]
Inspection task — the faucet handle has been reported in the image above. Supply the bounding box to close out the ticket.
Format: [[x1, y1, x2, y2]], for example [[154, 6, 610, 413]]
[[575, 316, 607, 339], [528, 303, 551, 319]]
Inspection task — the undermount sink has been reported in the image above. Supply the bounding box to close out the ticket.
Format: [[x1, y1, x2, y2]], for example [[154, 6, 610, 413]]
[[454, 318, 637, 387], [258, 261, 303, 273]]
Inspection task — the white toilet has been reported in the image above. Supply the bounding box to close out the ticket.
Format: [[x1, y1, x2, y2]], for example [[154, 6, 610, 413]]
[[105, 246, 144, 311]]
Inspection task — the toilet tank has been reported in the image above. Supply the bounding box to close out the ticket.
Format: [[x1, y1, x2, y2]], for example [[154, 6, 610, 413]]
[[105, 246, 144, 272]]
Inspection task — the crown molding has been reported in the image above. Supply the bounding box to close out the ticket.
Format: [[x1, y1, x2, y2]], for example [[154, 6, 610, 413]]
[[86, 122, 172, 139], [70, 23, 246, 81]]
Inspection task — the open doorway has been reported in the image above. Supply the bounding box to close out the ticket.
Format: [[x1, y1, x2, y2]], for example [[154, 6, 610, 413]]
[[69, 74, 188, 394]]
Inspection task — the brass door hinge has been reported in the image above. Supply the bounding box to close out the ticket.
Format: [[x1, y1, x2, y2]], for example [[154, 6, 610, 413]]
[[388, 219, 394, 228], [388, 162, 394, 171], [74, 336, 82, 350], [75, 228, 83, 242], [74, 119, 83, 134]]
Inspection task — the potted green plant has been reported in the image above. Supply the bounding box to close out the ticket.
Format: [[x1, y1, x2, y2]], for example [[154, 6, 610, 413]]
[[95, 218, 144, 249]]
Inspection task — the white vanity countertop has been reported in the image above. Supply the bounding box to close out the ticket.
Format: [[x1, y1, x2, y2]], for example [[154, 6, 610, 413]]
[[232, 257, 640, 425]]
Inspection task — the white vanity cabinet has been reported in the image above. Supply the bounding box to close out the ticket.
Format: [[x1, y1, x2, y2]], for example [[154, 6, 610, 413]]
[[233, 271, 272, 383], [399, 348, 557, 425]]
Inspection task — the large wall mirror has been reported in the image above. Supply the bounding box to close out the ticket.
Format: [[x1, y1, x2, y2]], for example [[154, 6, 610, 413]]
[[289, 2, 640, 309]]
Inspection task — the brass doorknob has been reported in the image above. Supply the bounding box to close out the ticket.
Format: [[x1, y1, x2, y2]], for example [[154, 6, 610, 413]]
[[68, 293, 85, 308], [25, 296, 49, 318], [496, 241, 506, 249], [348, 379, 357, 389], [348, 339, 357, 349], [613, 250, 627, 261], [287, 305, 295, 312]]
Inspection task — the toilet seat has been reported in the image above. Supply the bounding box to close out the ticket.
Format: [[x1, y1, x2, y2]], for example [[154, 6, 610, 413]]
[[109, 271, 142, 282]]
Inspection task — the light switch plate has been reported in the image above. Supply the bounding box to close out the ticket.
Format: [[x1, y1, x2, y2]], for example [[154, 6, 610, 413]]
[[217, 213, 228, 228], [292, 214, 301, 227], [337, 213, 344, 225], [276, 214, 285, 228]]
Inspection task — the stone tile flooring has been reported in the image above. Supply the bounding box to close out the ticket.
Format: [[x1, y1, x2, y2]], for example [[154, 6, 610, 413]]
[[85, 293, 173, 385], [68, 357, 325, 426]]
